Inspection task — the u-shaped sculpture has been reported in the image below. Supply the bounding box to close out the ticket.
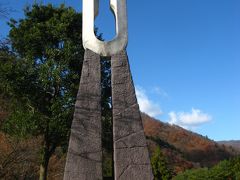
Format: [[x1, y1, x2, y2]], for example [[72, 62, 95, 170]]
[[64, 1, 154, 179], [83, 0, 128, 57]]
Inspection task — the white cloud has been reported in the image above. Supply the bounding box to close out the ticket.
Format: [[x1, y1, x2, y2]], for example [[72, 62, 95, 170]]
[[168, 108, 212, 129], [152, 87, 169, 98], [135, 86, 163, 117]]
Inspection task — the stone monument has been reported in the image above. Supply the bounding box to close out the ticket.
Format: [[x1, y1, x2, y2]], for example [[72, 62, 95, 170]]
[[64, 0, 153, 179]]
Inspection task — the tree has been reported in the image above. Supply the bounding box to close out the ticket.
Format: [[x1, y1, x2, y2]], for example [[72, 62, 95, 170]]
[[1, 4, 84, 180], [151, 146, 172, 180], [0, 133, 39, 179], [173, 156, 240, 180]]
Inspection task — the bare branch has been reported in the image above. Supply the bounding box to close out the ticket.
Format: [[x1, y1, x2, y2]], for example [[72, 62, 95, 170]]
[[0, 4, 14, 19]]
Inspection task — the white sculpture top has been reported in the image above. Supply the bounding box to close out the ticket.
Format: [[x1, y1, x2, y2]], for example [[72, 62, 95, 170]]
[[83, 0, 128, 57]]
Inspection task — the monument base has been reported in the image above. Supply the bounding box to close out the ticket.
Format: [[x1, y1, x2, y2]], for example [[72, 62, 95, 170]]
[[64, 49, 153, 180]]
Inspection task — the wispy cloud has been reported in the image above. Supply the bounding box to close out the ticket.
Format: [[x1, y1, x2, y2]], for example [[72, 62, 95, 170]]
[[152, 87, 169, 98], [168, 108, 212, 129], [135, 86, 163, 117], [136, 86, 211, 130]]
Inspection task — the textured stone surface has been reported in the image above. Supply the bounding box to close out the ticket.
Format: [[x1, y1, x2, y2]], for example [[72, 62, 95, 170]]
[[111, 51, 154, 180], [64, 49, 102, 180]]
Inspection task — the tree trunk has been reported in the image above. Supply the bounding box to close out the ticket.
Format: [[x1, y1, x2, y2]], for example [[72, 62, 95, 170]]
[[39, 163, 47, 180], [39, 150, 50, 180], [39, 141, 50, 180]]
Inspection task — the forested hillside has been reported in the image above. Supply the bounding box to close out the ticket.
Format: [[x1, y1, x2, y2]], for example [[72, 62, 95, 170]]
[[173, 156, 240, 180], [218, 140, 240, 151], [1, 113, 239, 179], [142, 113, 239, 175]]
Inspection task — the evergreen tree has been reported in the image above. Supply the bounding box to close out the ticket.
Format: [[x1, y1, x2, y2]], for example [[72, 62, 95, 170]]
[[151, 146, 172, 180]]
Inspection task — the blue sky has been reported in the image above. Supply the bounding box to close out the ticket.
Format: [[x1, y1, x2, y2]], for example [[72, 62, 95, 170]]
[[0, 0, 239, 141]]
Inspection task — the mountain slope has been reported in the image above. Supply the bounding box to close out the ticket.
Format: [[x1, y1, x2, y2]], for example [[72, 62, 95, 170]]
[[1, 108, 239, 177], [218, 140, 240, 151], [141, 113, 239, 174]]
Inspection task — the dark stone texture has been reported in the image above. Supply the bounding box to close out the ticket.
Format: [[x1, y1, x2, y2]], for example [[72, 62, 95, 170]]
[[64, 49, 102, 180], [64, 49, 153, 179], [111, 51, 153, 180]]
